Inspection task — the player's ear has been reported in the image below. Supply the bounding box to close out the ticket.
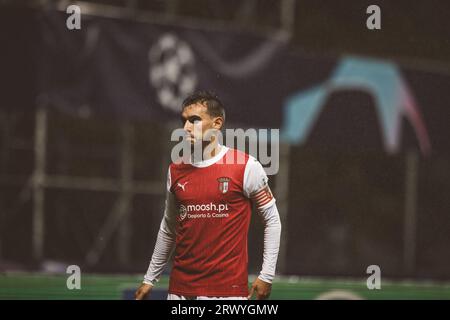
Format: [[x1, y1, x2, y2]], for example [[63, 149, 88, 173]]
[[212, 116, 224, 130]]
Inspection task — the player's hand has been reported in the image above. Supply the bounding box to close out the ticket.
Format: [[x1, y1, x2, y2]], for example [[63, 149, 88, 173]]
[[135, 283, 153, 300], [248, 277, 272, 300]]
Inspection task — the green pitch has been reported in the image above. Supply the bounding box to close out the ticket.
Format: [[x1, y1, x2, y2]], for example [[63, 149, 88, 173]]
[[0, 273, 449, 299]]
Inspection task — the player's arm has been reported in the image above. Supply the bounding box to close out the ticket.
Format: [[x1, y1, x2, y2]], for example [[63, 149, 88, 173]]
[[248, 200, 281, 300], [135, 170, 177, 300], [244, 157, 282, 300]]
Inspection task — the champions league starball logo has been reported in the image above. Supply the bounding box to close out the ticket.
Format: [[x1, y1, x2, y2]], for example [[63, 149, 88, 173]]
[[149, 33, 198, 113]]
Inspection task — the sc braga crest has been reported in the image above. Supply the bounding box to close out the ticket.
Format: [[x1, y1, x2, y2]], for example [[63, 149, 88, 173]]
[[217, 177, 230, 194]]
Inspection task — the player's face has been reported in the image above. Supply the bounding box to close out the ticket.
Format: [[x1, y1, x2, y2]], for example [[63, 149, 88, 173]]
[[181, 103, 222, 144]]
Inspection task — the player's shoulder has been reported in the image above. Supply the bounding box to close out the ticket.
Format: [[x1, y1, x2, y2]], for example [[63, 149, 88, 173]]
[[220, 147, 253, 168], [225, 147, 251, 162], [232, 149, 261, 168], [169, 156, 191, 168], [168, 159, 191, 179]]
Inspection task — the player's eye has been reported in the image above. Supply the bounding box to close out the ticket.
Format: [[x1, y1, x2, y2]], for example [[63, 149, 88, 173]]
[[188, 116, 202, 123], [181, 116, 202, 126]]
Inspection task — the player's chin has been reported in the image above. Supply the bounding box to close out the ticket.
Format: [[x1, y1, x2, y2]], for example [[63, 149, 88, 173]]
[[185, 136, 200, 145]]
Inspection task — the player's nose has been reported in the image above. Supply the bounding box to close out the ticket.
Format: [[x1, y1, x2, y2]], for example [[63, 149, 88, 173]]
[[184, 120, 192, 132]]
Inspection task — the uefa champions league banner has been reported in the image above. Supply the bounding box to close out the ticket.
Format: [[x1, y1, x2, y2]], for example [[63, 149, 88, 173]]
[[38, 10, 317, 126], [38, 11, 450, 155]]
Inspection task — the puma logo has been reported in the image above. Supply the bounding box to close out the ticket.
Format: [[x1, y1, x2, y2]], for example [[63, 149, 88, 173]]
[[177, 181, 189, 191]]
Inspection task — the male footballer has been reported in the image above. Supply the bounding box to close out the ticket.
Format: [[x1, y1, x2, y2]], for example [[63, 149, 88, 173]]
[[135, 91, 282, 300]]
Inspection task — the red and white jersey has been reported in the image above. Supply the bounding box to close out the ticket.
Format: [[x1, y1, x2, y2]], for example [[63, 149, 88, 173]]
[[144, 146, 280, 297]]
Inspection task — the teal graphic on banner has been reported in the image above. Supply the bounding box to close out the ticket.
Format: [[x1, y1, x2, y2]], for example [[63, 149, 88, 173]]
[[281, 56, 431, 155]]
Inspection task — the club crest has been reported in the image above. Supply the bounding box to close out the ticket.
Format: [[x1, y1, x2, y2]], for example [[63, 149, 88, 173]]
[[217, 177, 231, 194]]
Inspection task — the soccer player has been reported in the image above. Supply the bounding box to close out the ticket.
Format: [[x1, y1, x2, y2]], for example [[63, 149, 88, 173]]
[[135, 91, 282, 300]]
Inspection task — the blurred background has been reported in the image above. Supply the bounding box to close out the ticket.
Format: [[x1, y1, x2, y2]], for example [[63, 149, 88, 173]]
[[0, 0, 449, 299]]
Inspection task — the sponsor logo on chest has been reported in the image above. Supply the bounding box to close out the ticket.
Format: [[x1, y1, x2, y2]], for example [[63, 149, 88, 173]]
[[178, 202, 230, 220]]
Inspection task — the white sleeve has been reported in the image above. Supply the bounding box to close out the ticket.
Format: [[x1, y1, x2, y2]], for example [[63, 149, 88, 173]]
[[256, 202, 282, 283], [243, 156, 275, 209], [243, 157, 281, 283], [143, 168, 177, 286]]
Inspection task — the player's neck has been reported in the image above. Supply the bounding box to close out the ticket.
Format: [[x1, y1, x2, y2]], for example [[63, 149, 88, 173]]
[[203, 140, 222, 160], [190, 140, 222, 163], [209, 142, 222, 159]]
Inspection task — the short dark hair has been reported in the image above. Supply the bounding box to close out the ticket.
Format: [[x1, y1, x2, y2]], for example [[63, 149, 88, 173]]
[[182, 91, 226, 123]]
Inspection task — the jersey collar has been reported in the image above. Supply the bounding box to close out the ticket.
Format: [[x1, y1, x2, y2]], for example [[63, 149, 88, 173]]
[[191, 144, 229, 168]]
